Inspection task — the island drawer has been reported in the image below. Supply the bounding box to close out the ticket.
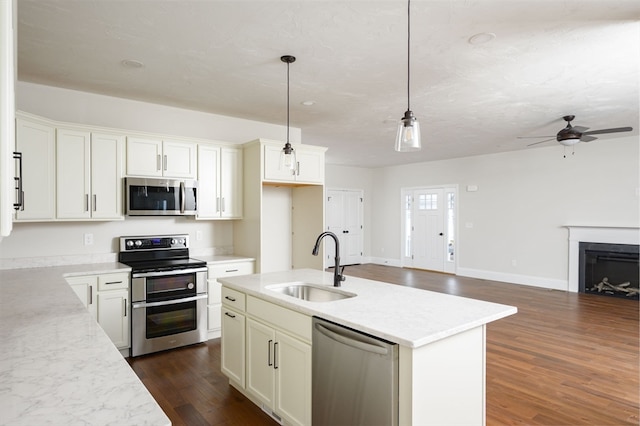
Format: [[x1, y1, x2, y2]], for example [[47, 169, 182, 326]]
[[222, 286, 246, 312], [246, 295, 311, 343]]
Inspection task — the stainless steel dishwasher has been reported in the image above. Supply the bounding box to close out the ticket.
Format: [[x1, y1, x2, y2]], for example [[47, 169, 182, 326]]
[[312, 317, 399, 426]]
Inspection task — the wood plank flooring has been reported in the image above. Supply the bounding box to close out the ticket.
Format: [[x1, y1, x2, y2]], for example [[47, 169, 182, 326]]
[[127, 264, 639, 425]]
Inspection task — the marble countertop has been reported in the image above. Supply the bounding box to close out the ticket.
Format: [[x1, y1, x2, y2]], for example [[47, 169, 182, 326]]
[[0, 263, 170, 425], [219, 268, 518, 348], [196, 255, 255, 265]]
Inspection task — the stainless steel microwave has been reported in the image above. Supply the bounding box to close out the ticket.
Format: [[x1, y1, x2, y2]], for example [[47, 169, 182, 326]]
[[125, 177, 198, 216]]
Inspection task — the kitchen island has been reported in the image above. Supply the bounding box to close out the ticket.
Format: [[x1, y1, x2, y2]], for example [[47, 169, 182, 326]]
[[219, 268, 517, 426], [0, 264, 171, 426]]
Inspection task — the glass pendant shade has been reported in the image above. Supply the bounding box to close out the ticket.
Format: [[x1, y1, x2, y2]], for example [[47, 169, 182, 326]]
[[280, 141, 297, 171], [395, 110, 421, 152]]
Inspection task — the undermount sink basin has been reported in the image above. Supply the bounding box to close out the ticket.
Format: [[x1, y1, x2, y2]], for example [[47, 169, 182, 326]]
[[266, 282, 356, 302]]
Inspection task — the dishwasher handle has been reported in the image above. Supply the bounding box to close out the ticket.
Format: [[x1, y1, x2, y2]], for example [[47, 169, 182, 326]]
[[314, 322, 390, 355]]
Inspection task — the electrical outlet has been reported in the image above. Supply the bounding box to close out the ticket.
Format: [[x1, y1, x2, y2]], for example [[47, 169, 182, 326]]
[[83, 233, 94, 246], [196, 230, 203, 241]]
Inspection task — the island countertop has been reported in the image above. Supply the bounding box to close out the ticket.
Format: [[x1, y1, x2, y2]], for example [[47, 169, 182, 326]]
[[219, 268, 517, 348], [0, 264, 170, 426]]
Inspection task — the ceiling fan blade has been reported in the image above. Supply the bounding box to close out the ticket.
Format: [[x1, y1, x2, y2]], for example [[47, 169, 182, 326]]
[[580, 135, 598, 142], [582, 126, 633, 136], [527, 138, 555, 146], [517, 135, 554, 139], [572, 126, 589, 133]]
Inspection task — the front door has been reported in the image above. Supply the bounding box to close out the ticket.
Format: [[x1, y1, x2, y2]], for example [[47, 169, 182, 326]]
[[402, 186, 457, 273]]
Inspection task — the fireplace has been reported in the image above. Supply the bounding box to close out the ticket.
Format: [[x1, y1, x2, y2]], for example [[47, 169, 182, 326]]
[[566, 226, 639, 294], [579, 242, 639, 300]]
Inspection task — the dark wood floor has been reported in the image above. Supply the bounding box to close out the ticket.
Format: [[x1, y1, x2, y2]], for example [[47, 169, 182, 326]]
[[127, 264, 639, 425]]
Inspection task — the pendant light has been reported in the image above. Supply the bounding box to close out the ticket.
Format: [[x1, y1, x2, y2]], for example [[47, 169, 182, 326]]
[[280, 55, 297, 171], [395, 0, 421, 152]]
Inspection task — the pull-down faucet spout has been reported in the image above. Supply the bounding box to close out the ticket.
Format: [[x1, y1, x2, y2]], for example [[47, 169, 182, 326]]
[[312, 231, 345, 287]]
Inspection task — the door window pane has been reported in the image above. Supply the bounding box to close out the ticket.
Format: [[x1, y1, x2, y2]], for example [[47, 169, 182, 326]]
[[418, 194, 437, 210]]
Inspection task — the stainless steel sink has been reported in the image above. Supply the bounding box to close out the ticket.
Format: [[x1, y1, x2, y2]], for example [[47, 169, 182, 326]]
[[266, 282, 356, 302]]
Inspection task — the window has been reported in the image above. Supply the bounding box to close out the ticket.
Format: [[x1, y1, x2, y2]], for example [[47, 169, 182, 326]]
[[418, 193, 437, 210]]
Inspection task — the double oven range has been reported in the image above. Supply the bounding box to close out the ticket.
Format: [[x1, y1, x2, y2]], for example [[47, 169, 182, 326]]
[[118, 234, 208, 357]]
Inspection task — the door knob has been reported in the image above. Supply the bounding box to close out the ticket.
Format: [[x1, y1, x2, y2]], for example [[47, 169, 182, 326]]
[[439, 232, 444, 236]]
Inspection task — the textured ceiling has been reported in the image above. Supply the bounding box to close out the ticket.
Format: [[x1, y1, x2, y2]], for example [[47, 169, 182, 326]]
[[17, 0, 640, 168]]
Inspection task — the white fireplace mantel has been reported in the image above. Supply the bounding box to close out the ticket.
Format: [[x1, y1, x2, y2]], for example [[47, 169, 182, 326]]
[[566, 226, 640, 292]]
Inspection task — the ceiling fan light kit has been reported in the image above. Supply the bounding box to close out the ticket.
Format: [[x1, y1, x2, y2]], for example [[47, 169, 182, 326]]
[[520, 115, 633, 149], [280, 55, 297, 171], [395, 0, 421, 153]]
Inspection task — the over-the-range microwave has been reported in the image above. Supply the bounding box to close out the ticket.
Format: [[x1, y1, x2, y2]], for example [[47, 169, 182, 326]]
[[125, 177, 198, 216]]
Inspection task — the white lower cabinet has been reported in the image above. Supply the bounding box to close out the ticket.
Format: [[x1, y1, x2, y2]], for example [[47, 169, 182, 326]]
[[221, 306, 246, 386], [207, 260, 254, 339], [246, 318, 311, 426], [66, 272, 130, 351], [221, 288, 311, 426], [67, 275, 98, 319]]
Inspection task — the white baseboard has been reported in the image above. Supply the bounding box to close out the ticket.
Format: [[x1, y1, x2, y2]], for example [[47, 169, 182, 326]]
[[456, 267, 569, 292], [369, 257, 402, 267]]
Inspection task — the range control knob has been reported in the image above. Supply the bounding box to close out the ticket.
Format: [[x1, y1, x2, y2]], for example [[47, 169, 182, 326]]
[[134, 240, 142, 247], [126, 240, 134, 248], [171, 239, 177, 245], [178, 238, 185, 245]]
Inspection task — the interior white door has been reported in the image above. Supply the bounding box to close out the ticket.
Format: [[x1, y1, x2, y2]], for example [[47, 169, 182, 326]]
[[326, 189, 363, 266], [412, 188, 445, 271]]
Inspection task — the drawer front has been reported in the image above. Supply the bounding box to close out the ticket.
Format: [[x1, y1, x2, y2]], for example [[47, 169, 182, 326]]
[[221, 286, 246, 312], [97, 273, 129, 291], [246, 295, 311, 343], [208, 261, 254, 279]]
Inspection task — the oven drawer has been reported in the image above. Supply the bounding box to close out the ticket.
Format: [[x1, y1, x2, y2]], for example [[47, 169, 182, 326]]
[[98, 272, 129, 291], [221, 286, 246, 312]]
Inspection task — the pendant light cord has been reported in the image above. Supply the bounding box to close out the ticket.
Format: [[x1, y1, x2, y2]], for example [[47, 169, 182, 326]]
[[407, 0, 411, 112], [286, 60, 290, 144]]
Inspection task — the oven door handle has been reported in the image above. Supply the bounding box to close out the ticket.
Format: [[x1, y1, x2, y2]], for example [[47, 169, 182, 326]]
[[131, 294, 208, 309], [131, 266, 208, 278]]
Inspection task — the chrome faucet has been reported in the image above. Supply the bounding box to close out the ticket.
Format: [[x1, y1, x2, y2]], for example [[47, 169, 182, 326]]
[[312, 231, 345, 287]]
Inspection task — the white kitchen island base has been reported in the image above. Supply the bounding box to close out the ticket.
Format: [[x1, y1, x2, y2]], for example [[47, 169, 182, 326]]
[[219, 269, 516, 426], [400, 326, 486, 425]]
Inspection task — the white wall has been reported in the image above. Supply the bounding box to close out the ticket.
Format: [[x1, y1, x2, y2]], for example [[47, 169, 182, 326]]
[[16, 81, 301, 144], [329, 136, 639, 290], [0, 82, 300, 266]]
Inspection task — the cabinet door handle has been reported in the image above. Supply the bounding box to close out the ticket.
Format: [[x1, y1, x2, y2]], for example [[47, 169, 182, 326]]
[[93, 195, 97, 212], [216, 197, 220, 213], [157, 154, 161, 171], [163, 154, 168, 171], [13, 152, 24, 211], [268, 339, 273, 366], [221, 197, 225, 213], [225, 269, 238, 273], [88, 286, 93, 304], [273, 342, 279, 369], [224, 296, 236, 302], [224, 311, 236, 318], [85, 194, 89, 212], [124, 299, 127, 317], [105, 281, 122, 285], [296, 161, 300, 176]]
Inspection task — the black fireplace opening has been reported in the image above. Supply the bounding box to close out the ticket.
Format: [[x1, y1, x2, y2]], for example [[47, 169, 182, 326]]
[[579, 242, 639, 300]]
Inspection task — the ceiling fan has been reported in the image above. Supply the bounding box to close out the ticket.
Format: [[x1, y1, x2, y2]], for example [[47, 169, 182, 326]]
[[519, 115, 633, 147]]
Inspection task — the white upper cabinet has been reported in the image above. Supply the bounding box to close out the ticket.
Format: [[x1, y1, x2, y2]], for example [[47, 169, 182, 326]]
[[14, 116, 56, 221], [126, 136, 196, 178], [56, 129, 124, 220], [263, 143, 325, 184], [197, 144, 243, 219], [90, 133, 124, 219]]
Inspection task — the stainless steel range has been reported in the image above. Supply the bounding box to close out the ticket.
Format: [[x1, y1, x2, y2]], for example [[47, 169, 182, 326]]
[[118, 234, 208, 357]]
